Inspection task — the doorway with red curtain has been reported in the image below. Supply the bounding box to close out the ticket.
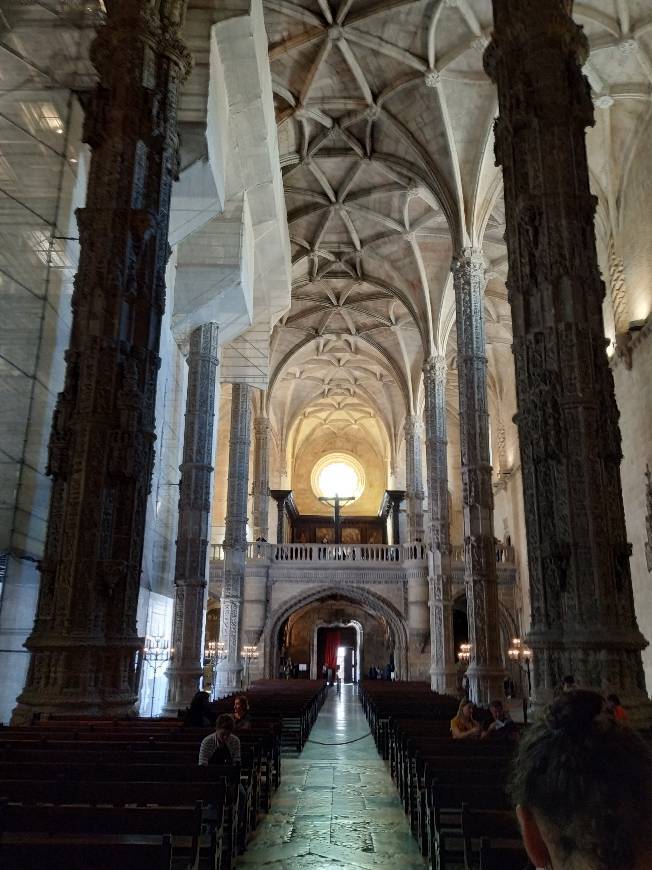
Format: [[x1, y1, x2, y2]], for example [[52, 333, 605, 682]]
[[318, 626, 357, 682]]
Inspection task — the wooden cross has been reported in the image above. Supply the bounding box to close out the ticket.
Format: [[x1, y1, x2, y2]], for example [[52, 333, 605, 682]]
[[318, 494, 356, 544]]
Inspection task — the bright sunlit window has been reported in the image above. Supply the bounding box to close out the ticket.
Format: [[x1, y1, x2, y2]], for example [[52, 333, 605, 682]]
[[311, 453, 365, 502], [318, 462, 358, 498]]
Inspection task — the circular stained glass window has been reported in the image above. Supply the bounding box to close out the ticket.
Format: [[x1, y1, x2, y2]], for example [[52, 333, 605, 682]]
[[311, 453, 365, 503]]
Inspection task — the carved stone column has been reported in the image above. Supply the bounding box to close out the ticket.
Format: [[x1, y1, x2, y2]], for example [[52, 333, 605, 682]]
[[216, 383, 252, 695], [452, 249, 504, 704], [270, 490, 292, 544], [423, 356, 457, 693], [13, 1, 191, 722], [386, 490, 405, 545], [164, 323, 219, 712], [405, 415, 425, 542], [252, 416, 270, 541], [485, 0, 650, 719]]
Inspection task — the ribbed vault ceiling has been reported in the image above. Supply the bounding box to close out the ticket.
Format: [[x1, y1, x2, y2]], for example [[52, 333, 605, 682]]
[[264, 0, 652, 471]]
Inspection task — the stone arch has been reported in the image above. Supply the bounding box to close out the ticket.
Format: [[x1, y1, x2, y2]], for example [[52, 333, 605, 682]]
[[452, 590, 518, 666], [262, 585, 410, 681]]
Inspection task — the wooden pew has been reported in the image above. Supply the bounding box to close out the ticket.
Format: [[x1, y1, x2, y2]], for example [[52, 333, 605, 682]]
[[479, 837, 532, 870], [0, 802, 204, 870], [0, 833, 173, 870]]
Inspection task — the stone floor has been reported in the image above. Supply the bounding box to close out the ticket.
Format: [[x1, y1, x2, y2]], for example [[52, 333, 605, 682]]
[[239, 684, 426, 868]]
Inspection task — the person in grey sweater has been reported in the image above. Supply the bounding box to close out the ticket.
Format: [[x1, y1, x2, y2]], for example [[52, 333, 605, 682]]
[[198, 713, 241, 766]]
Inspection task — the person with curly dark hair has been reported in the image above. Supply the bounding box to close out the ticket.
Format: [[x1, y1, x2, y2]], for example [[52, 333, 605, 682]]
[[510, 690, 652, 870]]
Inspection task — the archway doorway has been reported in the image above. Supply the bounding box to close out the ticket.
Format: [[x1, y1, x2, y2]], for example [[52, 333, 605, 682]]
[[268, 591, 406, 681], [316, 623, 360, 683]]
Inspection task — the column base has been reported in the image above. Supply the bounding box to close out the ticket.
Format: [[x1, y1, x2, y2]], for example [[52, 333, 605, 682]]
[[215, 659, 243, 698], [162, 665, 204, 716], [465, 663, 506, 706], [12, 695, 139, 725], [430, 667, 459, 696]]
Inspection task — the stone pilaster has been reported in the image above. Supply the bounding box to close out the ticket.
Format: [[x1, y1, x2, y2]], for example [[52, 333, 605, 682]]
[[404, 415, 425, 543], [164, 323, 219, 712], [252, 416, 271, 541], [423, 356, 457, 694], [216, 383, 253, 695], [13, 1, 191, 722], [485, 0, 650, 721], [452, 249, 504, 704]]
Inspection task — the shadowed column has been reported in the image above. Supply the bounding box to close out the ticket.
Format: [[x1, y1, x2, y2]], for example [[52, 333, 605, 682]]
[[13, 0, 191, 722], [216, 383, 252, 695], [453, 249, 504, 704], [164, 322, 219, 712], [485, 0, 649, 720], [423, 356, 457, 693]]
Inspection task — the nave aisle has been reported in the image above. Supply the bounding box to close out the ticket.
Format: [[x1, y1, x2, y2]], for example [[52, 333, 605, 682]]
[[240, 685, 426, 869]]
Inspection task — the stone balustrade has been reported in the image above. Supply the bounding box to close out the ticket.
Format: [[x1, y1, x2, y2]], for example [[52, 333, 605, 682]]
[[210, 541, 429, 564], [209, 541, 516, 567]]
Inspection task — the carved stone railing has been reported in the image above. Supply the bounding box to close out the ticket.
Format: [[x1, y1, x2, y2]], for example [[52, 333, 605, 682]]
[[210, 541, 428, 564], [449, 543, 516, 564]]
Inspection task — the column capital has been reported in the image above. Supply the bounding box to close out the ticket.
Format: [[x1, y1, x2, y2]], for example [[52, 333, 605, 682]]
[[423, 354, 447, 387], [451, 247, 487, 278]]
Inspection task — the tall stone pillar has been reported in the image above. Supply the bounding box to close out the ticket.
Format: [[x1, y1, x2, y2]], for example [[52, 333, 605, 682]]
[[452, 249, 504, 704], [423, 356, 457, 693], [164, 323, 219, 712], [13, 1, 191, 722], [270, 490, 292, 544], [216, 383, 253, 694], [252, 416, 271, 541], [485, 0, 649, 719], [405, 415, 425, 542]]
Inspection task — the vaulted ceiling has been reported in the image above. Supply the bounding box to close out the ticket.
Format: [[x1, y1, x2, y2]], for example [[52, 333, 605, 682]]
[[263, 0, 652, 473]]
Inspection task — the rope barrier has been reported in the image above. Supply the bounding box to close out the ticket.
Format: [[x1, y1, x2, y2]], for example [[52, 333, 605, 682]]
[[306, 732, 372, 746]]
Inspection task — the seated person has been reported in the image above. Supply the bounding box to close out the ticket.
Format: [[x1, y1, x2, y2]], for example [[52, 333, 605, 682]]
[[510, 690, 652, 870], [185, 690, 216, 727], [451, 698, 481, 739], [482, 699, 517, 740], [234, 695, 253, 731], [198, 713, 241, 766]]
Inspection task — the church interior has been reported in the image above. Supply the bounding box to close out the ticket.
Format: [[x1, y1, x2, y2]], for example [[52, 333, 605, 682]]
[[0, 1, 651, 868]]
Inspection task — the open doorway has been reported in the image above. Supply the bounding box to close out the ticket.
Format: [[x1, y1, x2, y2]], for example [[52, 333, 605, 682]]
[[317, 625, 359, 683]]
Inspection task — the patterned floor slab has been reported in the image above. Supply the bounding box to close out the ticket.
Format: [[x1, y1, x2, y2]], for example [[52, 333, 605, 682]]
[[239, 686, 426, 869]]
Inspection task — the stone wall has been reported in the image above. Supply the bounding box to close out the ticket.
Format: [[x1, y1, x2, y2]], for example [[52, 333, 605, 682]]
[[613, 327, 652, 690], [291, 429, 386, 517]]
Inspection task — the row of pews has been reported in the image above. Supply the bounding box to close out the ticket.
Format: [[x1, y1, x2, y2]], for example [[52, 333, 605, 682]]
[[0, 679, 327, 870], [360, 682, 533, 870]]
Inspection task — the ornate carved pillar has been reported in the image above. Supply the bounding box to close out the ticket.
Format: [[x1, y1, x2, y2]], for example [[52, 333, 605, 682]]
[[386, 490, 405, 545], [452, 249, 504, 704], [485, 0, 649, 719], [252, 416, 270, 541], [164, 323, 219, 712], [216, 383, 252, 695], [423, 356, 457, 693], [12, 1, 191, 722], [270, 490, 292, 544], [405, 415, 425, 542]]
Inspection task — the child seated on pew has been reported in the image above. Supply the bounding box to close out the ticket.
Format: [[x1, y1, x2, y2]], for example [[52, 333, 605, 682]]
[[510, 690, 652, 870], [451, 698, 481, 740]]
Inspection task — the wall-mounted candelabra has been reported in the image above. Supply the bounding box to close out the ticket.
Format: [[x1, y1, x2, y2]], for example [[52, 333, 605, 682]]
[[241, 644, 259, 690], [143, 636, 171, 717], [508, 637, 532, 699], [203, 640, 226, 700]]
